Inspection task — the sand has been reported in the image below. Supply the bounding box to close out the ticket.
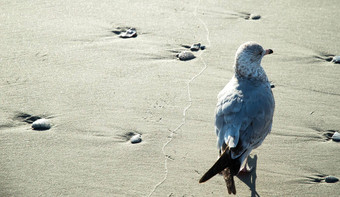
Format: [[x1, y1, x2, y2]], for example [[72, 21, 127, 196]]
[[1, 0, 340, 196]]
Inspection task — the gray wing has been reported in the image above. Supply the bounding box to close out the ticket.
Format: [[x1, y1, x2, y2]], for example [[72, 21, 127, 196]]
[[215, 79, 274, 159]]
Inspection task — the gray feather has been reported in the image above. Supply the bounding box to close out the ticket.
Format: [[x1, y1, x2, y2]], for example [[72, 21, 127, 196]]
[[216, 76, 274, 160]]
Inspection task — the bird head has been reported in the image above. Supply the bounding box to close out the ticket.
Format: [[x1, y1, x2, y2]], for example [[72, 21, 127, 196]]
[[234, 42, 273, 80]]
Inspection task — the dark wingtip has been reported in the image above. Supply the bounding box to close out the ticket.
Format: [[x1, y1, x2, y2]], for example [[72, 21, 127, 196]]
[[199, 172, 210, 183], [198, 150, 232, 184], [199, 175, 209, 183]]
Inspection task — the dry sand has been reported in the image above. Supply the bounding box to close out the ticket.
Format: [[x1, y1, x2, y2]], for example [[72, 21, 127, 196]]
[[1, 0, 340, 196]]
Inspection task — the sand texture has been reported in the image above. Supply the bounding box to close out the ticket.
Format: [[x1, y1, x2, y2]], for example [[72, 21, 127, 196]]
[[1, 0, 340, 196]]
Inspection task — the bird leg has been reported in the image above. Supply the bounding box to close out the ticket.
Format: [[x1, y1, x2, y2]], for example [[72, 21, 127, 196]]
[[222, 167, 236, 194]]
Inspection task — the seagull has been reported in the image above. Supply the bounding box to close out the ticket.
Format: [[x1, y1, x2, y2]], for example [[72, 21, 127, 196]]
[[199, 42, 275, 195]]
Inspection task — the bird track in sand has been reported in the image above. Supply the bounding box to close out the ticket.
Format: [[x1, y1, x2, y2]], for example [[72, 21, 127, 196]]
[[147, 0, 211, 196]]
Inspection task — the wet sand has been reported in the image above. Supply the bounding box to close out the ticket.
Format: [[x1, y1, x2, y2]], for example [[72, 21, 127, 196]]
[[1, 0, 340, 196]]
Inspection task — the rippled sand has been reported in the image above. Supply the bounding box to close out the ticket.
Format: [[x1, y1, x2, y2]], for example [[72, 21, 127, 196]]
[[1, 0, 340, 196]]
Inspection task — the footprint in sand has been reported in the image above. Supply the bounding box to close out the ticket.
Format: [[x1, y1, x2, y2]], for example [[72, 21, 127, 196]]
[[111, 27, 137, 38], [14, 112, 43, 124], [35, 52, 48, 62], [304, 174, 326, 183]]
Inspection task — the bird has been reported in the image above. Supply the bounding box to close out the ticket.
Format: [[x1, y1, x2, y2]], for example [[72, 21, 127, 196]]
[[199, 42, 275, 195]]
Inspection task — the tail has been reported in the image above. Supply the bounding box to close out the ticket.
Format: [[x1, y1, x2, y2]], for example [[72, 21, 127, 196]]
[[199, 149, 230, 183], [199, 148, 241, 194]]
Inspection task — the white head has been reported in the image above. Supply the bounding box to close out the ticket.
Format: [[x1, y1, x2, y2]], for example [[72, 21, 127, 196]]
[[234, 42, 273, 81]]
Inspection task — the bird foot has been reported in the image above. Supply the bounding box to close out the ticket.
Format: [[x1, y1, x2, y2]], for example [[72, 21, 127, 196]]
[[238, 164, 253, 174]]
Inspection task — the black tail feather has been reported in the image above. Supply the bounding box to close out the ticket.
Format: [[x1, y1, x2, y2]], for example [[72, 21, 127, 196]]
[[199, 150, 229, 183], [199, 149, 240, 183]]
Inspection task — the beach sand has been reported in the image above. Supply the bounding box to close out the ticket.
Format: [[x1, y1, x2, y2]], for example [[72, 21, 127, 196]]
[[1, 0, 340, 196]]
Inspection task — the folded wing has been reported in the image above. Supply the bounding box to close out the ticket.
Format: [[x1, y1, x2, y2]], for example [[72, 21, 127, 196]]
[[215, 79, 274, 160]]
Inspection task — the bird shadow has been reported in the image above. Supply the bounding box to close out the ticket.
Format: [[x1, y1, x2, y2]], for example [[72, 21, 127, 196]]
[[237, 155, 260, 197]]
